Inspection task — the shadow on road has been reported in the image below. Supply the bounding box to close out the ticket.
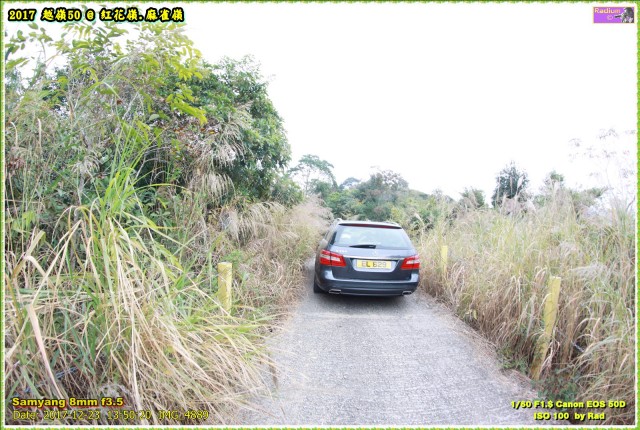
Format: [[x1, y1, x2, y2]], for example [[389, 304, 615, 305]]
[[313, 292, 408, 309]]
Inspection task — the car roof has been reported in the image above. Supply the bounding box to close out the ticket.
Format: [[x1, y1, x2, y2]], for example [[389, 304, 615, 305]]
[[335, 219, 402, 229]]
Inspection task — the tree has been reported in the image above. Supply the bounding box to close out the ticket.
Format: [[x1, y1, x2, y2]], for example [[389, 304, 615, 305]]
[[178, 56, 291, 201], [270, 174, 303, 207], [352, 169, 409, 221], [4, 20, 296, 239], [5, 20, 212, 230], [340, 177, 361, 190], [310, 179, 336, 202], [288, 154, 337, 195], [459, 187, 486, 210], [370, 169, 409, 191], [326, 190, 360, 219], [532, 170, 565, 208], [544, 170, 565, 189], [491, 162, 529, 207]]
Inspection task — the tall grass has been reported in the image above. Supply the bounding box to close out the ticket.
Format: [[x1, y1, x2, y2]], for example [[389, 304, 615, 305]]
[[237, 197, 331, 315], [4, 22, 331, 423], [5, 129, 325, 424], [417, 190, 635, 425]]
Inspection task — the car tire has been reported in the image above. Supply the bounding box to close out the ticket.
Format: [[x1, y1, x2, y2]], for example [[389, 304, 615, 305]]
[[313, 281, 325, 294]]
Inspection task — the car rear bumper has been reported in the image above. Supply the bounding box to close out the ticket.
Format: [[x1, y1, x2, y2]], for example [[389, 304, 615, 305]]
[[315, 269, 419, 296]]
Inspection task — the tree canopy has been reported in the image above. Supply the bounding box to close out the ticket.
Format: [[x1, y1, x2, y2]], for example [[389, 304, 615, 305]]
[[491, 162, 529, 207], [5, 20, 297, 239], [289, 154, 337, 195]]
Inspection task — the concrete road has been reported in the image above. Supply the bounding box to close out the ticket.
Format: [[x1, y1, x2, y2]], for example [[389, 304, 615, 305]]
[[238, 262, 547, 426]]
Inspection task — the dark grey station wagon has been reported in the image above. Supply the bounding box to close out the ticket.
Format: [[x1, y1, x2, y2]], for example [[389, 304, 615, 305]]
[[313, 220, 420, 296]]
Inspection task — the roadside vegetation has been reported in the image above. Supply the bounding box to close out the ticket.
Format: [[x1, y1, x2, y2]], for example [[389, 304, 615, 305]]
[[4, 21, 326, 424], [294, 141, 635, 425], [417, 182, 635, 425], [4, 17, 634, 427]]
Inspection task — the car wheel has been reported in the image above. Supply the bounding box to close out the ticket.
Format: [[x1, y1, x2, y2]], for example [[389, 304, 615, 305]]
[[313, 281, 325, 294]]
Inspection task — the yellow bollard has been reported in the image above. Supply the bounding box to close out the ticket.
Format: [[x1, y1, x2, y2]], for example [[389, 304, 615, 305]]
[[217, 262, 233, 311], [530, 276, 562, 380], [440, 245, 448, 275]]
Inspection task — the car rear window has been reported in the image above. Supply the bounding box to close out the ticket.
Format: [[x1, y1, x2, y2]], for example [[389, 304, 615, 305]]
[[331, 225, 412, 249]]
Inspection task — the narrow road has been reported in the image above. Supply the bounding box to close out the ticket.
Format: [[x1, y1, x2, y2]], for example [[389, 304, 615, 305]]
[[239, 261, 544, 426]]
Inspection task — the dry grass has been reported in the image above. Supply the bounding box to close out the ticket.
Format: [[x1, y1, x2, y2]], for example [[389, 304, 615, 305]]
[[417, 190, 635, 425], [4, 23, 331, 425], [4, 147, 328, 425], [236, 197, 331, 314]]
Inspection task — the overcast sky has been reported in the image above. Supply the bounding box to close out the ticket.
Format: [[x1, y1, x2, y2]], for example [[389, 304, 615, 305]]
[[4, 2, 637, 200]]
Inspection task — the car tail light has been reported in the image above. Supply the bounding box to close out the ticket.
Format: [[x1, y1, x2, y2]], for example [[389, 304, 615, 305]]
[[319, 249, 346, 267], [400, 254, 420, 270]]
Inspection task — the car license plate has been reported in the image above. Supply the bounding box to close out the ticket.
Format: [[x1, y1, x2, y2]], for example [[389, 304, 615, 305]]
[[356, 260, 392, 269]]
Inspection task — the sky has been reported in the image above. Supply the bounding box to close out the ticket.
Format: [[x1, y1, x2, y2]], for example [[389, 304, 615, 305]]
[[4, 2, 638, 201]]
